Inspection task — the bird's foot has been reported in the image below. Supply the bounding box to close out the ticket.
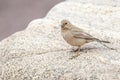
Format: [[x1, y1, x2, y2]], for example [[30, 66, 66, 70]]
[[69, 52, 80, 59], [71, 48, 83, 52], [71, 48, 78, 52]]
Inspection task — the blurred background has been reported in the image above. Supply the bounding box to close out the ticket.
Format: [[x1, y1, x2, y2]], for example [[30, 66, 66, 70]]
[[0, 0, 64, 41]]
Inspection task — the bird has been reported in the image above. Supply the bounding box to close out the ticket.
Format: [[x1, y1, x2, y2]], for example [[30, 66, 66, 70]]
[[60, 19, 111, 59]]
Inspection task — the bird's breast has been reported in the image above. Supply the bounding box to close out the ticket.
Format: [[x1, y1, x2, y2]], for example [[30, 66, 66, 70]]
[[61, 30, 86, 46]]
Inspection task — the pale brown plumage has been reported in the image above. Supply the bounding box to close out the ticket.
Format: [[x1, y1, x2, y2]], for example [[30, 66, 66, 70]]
[[61, 19, 110, 52]]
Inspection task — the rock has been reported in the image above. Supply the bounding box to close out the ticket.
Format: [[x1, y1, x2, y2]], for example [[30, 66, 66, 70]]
[[0, 0, 120, 80], [67, 0, 120, 7]]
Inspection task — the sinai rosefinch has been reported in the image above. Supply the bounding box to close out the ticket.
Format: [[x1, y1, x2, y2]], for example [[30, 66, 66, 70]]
[[61, 19, 111, 59]]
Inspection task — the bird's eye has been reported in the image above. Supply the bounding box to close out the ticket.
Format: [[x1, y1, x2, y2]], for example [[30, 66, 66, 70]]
[[64, 23, 67, 25]]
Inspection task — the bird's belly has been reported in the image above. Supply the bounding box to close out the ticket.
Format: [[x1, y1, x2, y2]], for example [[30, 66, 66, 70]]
[[63, 35, 86, 46]]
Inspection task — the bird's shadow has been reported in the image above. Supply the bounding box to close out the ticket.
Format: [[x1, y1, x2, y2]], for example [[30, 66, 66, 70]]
[[69, 47, 109, 60], [70, 47, 109, 53], [82, 47, 108, 51]]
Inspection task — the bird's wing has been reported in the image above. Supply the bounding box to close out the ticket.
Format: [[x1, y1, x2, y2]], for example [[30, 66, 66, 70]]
[[71, 27, 97, 40]]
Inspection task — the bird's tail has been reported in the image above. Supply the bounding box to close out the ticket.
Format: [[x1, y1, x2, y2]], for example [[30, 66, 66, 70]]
[[94, 38, 110, 43], [99, 40, 110, 43], [96, 39, 115, 50]]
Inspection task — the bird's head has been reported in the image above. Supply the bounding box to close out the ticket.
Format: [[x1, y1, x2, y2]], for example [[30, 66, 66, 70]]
[[61, 19, 71, 30]]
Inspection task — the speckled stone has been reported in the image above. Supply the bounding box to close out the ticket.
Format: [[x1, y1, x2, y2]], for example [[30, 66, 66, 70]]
[[0, 0, 120, 80]]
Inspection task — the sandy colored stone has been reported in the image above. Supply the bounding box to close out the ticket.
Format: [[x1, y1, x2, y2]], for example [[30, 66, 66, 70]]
[[0, 0, 120, 80]]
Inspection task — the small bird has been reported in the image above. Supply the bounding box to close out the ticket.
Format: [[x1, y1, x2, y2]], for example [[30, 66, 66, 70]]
[[61, 19, 111, 58]]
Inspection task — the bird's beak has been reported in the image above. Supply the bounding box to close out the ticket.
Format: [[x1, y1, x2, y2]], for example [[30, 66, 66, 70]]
[[61, 24, 64, 28], [59, 24, 63, 28]]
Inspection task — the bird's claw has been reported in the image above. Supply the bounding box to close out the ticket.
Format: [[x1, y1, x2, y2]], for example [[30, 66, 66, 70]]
[[69, 52, 80, 59], [71, 48, 79, 52], [71, 48, 83, 52]]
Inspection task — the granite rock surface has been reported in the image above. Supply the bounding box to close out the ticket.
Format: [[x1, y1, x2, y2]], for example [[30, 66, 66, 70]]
[[0, 0, 120, 80]]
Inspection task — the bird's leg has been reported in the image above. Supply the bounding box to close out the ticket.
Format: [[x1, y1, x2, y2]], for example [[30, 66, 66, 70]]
[[69, 46, 81, 59], [71, 46, 84, 52], [76, 46, 81, 56], [71, 48, 79, 52]]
